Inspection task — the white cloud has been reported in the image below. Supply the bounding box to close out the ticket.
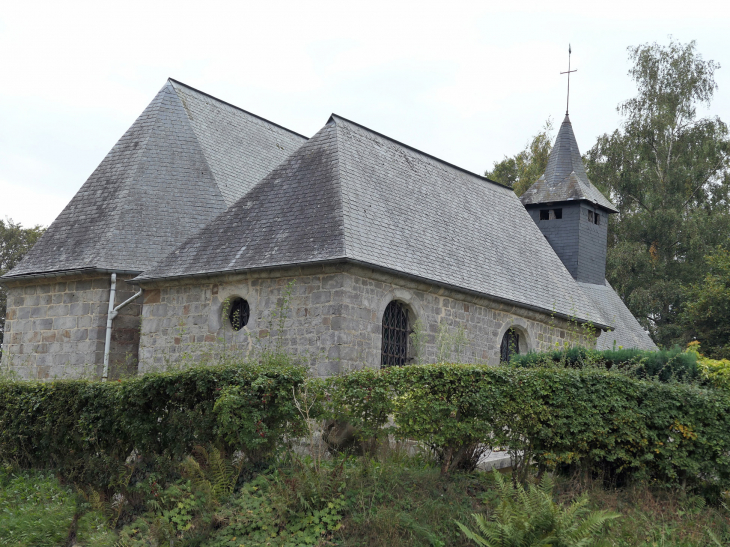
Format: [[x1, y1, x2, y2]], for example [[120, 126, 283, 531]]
[[1, 0, 729, 226], [0, 179, 71, 228]]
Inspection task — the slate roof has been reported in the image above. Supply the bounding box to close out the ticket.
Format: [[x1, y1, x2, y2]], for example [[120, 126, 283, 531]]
[[3, 80, 307, 280], [577, 280, 657, 350], [520, 115, 617, 213], [137, 115, 608, 327]]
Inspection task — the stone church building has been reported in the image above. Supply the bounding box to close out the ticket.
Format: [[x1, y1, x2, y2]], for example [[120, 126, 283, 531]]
[[1, 79, 656, 379]]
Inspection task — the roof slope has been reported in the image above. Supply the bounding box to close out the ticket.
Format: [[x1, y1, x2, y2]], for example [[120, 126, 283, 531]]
[[4, 80, 307, 279], [135, 121, 345, 276], [520, 115, 617, 212], [169, 80, 307, 206], [577, 280, 657, 350], [138, 115, 606, 326]]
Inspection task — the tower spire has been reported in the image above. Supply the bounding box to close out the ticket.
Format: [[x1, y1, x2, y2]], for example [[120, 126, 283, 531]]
[[560, 44, 577, 115]]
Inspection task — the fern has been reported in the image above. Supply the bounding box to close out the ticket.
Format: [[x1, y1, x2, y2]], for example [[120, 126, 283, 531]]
[[181, 445, 245, 502], [456, 471, 619, 547]]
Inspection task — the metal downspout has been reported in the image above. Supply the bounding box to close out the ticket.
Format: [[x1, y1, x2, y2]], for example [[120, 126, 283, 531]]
[[102, 273, 143, 381]]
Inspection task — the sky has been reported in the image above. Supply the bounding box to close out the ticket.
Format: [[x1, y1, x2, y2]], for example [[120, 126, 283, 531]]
[[1, 0, 729, 228]]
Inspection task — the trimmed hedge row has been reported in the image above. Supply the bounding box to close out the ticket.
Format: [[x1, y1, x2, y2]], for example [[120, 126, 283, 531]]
[[0, 356, 306, 485], [2, 356, 729, 489], [508, 346, 701, 383], [320, 364, 730, 485]]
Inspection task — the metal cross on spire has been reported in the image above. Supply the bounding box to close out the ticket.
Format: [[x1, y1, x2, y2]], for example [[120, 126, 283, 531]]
[[560, 44, 577, 115]]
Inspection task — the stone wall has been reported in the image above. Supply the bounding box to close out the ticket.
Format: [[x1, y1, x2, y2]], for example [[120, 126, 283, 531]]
[[1, 273, 142, 379], [138, 263, 597, 376]]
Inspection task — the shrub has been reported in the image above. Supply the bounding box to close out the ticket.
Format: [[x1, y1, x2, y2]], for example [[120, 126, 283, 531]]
[[321, 364, 730, 487], [508, 346, 701, 383], [0, 355, 307, 485], [687, 341, 730, 392]]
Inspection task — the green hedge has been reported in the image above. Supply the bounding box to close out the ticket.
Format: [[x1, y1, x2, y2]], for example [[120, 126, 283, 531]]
[[0, 356, 306, 485], [508, 346, 701, 383], [2, 356, 729, 489], [321, 364, 730, 485]]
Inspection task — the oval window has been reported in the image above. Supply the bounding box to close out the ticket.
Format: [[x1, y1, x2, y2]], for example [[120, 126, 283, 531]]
[[228, 298, 250, 331]]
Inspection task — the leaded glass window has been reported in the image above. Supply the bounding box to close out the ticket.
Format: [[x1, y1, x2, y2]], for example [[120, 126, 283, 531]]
[[500, 328, 520, 363], [381, 301, 409, 367]]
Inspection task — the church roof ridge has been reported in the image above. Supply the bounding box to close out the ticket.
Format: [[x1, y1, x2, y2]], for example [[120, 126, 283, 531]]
[[167, 78, 309, 140], [327, 113, 509, 190], [520, 114, 617, 212], [135, 113, 608, 328]]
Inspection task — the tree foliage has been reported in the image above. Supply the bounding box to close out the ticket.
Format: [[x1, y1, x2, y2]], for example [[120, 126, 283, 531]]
[[485, 119, 553, 196], [585, 39, 730, 347], [681, 249, 730, 359], [0, 219, 45, 349]]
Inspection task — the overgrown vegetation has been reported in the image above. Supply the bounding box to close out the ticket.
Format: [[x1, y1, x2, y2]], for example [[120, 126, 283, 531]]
[[456, 471, 620, 547], [2, 346, 730, 545]]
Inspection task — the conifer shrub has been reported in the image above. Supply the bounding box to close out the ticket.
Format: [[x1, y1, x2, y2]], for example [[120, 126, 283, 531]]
[[507, 346, 701, 383]]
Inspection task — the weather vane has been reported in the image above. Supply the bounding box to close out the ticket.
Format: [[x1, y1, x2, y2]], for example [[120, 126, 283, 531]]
[[561, 44, 577, 115]]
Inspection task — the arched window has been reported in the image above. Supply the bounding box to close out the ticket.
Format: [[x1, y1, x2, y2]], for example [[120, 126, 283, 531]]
[[381, 301, 409, 367], [500, 328, 520, 363], [228, 297, 250, 331]]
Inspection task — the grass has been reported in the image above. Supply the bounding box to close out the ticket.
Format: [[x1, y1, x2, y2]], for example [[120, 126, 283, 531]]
[[554, 478, 730, 546], [0, 468, 76, 546], [335, 455, 490, 547], [1, 453, 729, 546], [0, 467, 117, 547]]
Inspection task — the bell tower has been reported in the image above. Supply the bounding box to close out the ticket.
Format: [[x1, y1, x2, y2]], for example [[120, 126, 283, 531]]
[[520, 115, 617, 285]]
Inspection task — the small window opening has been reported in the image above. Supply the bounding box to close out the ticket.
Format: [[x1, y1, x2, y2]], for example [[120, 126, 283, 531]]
[[540, 209, 562, 220], [228, 297, 250, 331], [381, 301, 409, 367], [588, 210, 594, 223], [500, 328, 520, 363], [594, 213, 600, 225]]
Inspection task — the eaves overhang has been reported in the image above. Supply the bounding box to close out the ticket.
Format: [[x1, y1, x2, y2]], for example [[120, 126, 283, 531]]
[[0, 267, 143, 287], [522, 198, 619, 214], [131, 257, 613, 331]]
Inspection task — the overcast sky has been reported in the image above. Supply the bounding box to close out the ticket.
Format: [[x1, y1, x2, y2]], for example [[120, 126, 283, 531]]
[[2, 0, 729, 228]]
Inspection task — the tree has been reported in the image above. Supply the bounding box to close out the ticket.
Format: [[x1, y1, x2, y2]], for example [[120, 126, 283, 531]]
[[0, 219, 45, 351], [485, 119, 553, 196], [585, 39, 730, 347], [680, 248, 730, 359]]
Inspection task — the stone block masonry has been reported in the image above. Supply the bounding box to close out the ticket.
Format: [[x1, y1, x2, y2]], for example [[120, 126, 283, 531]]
[[1, 273, 142, 379], [138, 263, 597, 376]]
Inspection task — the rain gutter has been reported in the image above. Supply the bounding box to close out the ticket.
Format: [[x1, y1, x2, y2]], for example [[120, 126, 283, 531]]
[[102, 273, 143, 381]]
